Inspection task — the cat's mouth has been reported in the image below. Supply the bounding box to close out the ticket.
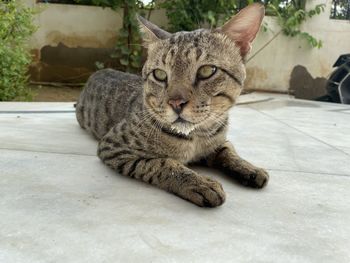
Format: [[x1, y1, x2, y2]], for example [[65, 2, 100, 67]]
[[173, 117, 191, 124]]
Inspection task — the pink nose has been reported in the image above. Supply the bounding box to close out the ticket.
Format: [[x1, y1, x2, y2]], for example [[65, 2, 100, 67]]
[[168, 98, 188, 114]]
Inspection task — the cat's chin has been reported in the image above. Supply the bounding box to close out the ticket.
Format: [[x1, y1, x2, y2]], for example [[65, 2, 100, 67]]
[[170, 122, 195, 136]]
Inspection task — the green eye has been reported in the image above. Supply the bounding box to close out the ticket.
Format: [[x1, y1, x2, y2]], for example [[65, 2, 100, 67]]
[[197, 65, 217, 80], [153, 69, 167, 82]]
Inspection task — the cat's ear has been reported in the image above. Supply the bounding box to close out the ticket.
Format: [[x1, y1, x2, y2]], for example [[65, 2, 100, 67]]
[[137, 15, 171, 46], [216, 3, 264, 58]]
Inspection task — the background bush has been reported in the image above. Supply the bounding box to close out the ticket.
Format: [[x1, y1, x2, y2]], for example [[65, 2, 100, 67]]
[[0, 0, 36, 101]]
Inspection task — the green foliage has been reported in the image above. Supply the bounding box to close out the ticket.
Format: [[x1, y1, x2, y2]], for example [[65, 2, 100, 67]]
[[160, 0, 238, 32], [111, 0, 143, 72], [0, 0, 36, 101], [267, 1, 325, 48], [161, 0, 325, 49], [330, 0, 350, 20], [160, 0, 275, 32]]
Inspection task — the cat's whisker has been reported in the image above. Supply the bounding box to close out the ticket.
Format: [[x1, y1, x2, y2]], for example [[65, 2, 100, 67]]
[[145, 114, 159, 143]]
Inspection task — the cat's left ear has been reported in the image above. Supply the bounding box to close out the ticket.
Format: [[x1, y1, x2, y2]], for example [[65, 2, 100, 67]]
[[216, 3, 265, 58], [137, 15, 171, 47]]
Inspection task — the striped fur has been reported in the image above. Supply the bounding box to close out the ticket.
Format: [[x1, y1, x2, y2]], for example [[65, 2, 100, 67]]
[[76, 4, 269, 207]]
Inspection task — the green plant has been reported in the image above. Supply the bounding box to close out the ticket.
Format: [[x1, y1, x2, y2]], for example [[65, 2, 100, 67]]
[[111, 0, 143, 72], [267, 1, 325, 48], [0, 0, 36, 101], [330, 0, 350, 20], [161, 0, 238, 32], [161, 0, 325, 49]]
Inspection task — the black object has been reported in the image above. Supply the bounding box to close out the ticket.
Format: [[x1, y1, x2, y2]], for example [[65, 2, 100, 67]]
[[317, 54, 350, 104], [333, 54, 350, 67]]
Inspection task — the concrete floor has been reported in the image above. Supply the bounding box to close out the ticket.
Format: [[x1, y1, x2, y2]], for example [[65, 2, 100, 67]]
[[0, 94, 349, 263]]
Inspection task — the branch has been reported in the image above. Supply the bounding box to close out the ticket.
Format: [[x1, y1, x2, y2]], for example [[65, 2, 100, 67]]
[[247, 30, 282, 63]]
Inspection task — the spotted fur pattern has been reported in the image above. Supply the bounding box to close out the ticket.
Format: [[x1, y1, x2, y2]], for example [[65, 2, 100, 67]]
[[76, 4, 269, 207]]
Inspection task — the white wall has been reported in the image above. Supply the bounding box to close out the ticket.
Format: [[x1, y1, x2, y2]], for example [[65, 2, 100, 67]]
[[247, 0, 350, 91], [25, 0, 167, 49]]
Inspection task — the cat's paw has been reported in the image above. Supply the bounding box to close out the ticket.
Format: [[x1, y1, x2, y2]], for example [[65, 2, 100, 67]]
[[240, 167, 269, 188], [181, 176, 226, 207]]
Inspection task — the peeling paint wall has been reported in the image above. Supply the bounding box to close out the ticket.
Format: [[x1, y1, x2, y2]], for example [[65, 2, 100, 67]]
[[25, 0, 350, 92]]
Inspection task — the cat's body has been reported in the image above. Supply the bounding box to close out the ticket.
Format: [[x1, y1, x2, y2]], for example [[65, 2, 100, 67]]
[[76, 69, 143, 140], [76, 4, 269, 207]]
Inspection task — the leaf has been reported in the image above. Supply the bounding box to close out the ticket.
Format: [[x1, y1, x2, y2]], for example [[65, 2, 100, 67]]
[[0, 0, 35, 101], [120, 46, 131, 55], [95, 61, 105, 70], [206, 10, 216, 26], [119, 58, 129, 66]]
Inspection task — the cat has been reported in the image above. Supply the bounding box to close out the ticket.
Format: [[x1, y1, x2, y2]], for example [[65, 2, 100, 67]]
[[75, 3, 269, 207]]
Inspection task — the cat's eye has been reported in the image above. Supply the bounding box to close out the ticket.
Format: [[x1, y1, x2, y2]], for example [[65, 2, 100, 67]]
[[197, 65, 217, 80], [153, 69, 167, 82]]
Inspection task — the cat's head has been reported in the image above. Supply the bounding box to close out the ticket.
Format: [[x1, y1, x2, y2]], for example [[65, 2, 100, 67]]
[[139, 4, 264, 135]]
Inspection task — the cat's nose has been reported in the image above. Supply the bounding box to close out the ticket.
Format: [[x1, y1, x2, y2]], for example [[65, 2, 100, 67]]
[[168, 98, 188, 114]]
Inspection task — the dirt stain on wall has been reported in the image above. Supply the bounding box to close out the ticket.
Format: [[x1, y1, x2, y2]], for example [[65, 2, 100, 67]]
[[30, 42, 115, 83], [289, 65, 327, 100]]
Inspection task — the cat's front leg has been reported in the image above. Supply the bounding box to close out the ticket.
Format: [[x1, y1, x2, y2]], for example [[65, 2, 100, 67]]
[[205, 141, 269, 188], [98, 140, 225, 207]]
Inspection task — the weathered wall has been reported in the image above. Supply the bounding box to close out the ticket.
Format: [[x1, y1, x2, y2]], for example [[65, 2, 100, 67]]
[[25, 0, 350, 92], [247, 0, 350, 93], [25, 0, 167, 83]]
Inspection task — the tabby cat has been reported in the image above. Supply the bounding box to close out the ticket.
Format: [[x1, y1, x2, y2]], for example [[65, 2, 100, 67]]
[[76, 3, 269, 207]]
